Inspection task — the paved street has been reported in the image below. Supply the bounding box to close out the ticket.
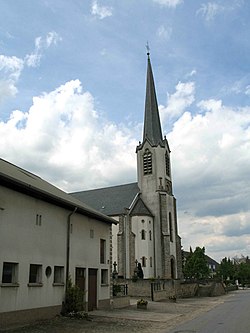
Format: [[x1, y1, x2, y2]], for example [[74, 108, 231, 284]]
[[2, 290, 249, 333], [167, 289, 250, 333]]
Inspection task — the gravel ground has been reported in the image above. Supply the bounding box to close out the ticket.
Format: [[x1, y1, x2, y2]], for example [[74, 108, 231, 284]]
[[1, 295, 230, 333], [1, 316, 162, 333]]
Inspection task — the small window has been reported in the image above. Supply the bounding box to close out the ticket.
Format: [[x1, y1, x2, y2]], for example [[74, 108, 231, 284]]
[[100, 239, 106, 264], [101, 269, 108, 285], [2, 262, 18, 284], [150, 257, 153, 268], [149, 230, 152, 241], [45, 266, 52, 278], [142, 256, 146, 267], [29, 264, 42, 284], [143, 149, 152, 175], [54, 266, 64, 284], [141, 229, 146, 240], [141, 219, 145, 224], [90, 229, 94, 238], [36, 214, 42, 226], [165, 153, 170, 176]]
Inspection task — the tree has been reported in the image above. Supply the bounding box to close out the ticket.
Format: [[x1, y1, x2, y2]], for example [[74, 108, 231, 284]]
[[235, 262, 250, 286], [217, 257, 236, 282], [184, 246, 210, 280]]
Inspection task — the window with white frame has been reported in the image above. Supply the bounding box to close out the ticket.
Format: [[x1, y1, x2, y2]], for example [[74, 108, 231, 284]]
[[54, 266, 64, 284], [2, 262, 18, 284], [29, 264, 42, 284]]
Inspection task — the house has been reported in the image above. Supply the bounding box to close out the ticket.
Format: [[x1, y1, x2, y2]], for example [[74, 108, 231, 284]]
[[183, 250, 219, 277], [0, 158, 116, 327], [72, 51, 183, 280]]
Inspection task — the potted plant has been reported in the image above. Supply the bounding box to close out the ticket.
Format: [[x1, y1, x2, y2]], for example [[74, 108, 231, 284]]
[[169, 295, 177, 303], [137, 299, 148, 310]]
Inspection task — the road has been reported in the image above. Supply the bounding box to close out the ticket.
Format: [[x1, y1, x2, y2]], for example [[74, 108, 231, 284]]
[[167, 289, 250, 333]]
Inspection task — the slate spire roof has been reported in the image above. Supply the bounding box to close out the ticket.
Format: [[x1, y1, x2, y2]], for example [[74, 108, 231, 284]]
[[143, 51, 163, 146]]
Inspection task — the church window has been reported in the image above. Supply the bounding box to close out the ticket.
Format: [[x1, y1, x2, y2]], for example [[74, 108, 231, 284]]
[[141, 229, 146, 240], [143, 149, 152, 175], [142, 256, 146, 267], [141, 219, 145, 224], [149, 230, 152, 241], [169, 212, 173, 242], [165, 153, 170, 176]]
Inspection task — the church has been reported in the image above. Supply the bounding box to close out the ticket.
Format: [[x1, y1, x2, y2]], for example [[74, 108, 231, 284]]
[[72, 51, 183, 280]]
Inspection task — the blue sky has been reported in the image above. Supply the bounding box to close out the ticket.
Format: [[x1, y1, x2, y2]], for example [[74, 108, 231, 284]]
[[1, 0, 250, 262]]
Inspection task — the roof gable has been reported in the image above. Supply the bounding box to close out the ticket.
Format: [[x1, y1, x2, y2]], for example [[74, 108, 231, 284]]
[[130, 197, 153, 217]]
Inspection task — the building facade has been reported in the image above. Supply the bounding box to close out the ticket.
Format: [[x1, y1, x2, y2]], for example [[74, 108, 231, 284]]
[[0, 159, 115, 327], [72, 53, 182, 280]]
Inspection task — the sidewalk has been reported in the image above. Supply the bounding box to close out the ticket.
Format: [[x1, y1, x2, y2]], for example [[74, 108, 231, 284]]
[[1, 294, 233, 333], [91, 295, 227, 326]]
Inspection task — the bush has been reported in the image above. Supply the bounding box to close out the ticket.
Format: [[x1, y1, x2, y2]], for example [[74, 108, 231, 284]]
[[63, 277, 85, 314]]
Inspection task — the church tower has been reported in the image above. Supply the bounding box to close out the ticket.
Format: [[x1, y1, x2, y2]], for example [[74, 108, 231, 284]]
[[136, 51, 182, 279]]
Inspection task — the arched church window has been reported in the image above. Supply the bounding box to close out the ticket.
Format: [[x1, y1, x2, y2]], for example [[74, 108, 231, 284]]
[[141, 229, 146, 240], [142, 256, 146, 267], [165, 153, 170, 176], [143, 149, 152, 175], [169, 212, 173, 242]]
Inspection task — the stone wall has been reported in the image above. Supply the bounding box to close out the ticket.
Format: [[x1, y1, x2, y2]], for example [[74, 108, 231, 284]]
[[114, 279, 226, 303]]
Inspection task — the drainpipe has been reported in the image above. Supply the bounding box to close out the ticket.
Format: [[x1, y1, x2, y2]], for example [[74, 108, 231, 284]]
[[66, 207, 77, 292]]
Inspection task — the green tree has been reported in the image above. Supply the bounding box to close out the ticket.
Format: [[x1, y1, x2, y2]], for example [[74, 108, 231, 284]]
[[217, 257, 236, 283], [235, 262, 250, 286], [184, 247, 210, 280]]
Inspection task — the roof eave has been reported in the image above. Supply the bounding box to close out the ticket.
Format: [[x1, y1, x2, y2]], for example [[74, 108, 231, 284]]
[[0, 174, 117, 225]]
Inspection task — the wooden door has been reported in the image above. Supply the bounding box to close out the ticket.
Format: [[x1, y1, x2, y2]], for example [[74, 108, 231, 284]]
[[88, 269, 97, 311]]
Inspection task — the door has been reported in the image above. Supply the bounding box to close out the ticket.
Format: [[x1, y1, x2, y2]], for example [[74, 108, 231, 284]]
[[88, 268, 97, 311]]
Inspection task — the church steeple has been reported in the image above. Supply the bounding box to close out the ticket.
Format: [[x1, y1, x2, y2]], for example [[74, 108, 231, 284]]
[[143, 51, 163, 146]]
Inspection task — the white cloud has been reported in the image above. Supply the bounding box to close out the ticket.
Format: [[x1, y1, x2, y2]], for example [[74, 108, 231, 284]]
[[91, 1, 113, 20], [153, 0, 183, 7], [245, 85, 250, 95], [0, 55, 24, 80], [157, 25, 172, 40], [0, 32, 61, 105], [159, 81, 195, 121], [165, 97, 250, 260], [196, 2, 224, 21], [25, 31, 61, 68], [0, 79, 137, 191], [0, 55, 24, 103]]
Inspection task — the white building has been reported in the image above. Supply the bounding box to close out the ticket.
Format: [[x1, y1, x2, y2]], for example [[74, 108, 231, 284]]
[[72, 52, 183, 280], [0, 158, 116, 327]]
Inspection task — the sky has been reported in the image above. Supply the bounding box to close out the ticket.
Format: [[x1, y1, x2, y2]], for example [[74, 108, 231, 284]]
[[0, 0, 250, 263]]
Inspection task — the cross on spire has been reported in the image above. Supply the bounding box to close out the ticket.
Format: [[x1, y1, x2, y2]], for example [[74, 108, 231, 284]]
[[146, 41, 150, 57]]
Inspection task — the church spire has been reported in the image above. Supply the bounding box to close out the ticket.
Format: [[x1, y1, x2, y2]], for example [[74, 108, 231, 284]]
[[143, 48, 163, 146]]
